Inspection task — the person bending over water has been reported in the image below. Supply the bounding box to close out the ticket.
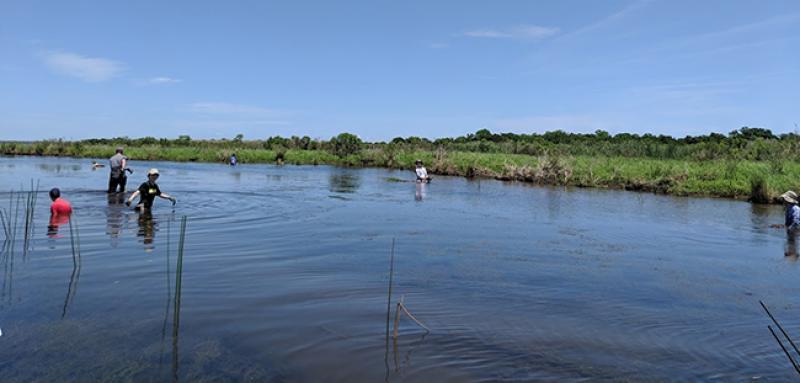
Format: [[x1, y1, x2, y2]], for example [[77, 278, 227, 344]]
[[415, 159, 431, 183], [126, 168, 176, 211]]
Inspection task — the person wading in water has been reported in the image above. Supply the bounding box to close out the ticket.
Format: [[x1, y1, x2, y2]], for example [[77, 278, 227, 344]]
[[125, 168, 176, 211], [108, 147, 131, 193]]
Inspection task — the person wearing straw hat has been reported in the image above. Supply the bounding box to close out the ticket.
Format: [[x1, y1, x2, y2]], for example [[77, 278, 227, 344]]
[[782, 191, 800, 231], [414, 159, 431, 183], [125, 168, 176, 211]]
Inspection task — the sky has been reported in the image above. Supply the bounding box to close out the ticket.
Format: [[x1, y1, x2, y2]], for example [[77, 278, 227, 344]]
[[1, 0, 798, 141]]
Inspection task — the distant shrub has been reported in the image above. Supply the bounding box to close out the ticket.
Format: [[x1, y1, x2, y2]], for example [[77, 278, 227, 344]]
[[329, 133, 362, 158]]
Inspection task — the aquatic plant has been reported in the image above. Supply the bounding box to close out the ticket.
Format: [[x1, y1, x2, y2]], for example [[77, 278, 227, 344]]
[[62, 214, 82, 318], [761, 301, 800, 376]]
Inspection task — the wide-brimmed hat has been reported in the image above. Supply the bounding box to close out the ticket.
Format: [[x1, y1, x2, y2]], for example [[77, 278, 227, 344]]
[[147, 168, 160, 176], [782, 191, 798, 204], [415, 159, 423, 164]]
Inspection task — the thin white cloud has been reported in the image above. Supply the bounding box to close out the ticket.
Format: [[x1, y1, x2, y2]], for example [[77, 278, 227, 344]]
[[462, 25, 559, 41], [41, 51, 124, 82], [556, 0, 653, 41], [148, 76, 181, 84]]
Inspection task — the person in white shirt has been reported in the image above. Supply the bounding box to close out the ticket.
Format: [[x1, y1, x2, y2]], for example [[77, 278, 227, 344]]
[[414, 159, 430, 183]]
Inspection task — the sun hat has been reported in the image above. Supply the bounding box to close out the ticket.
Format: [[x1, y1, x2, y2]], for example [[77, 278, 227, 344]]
[[781, 191, 798, 204], [415, 159, 423, 164], [147, 168, 160, 176]]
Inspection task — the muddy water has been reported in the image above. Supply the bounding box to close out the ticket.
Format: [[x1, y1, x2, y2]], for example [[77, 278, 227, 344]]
[[0, 155, 798, 381]]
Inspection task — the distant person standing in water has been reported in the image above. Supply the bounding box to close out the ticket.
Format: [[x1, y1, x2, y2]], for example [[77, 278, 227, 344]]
[[108, 147, 129, 193], [126, 168, 176, 211], [414, 159, 431, 183], [230, 153, 238, 166], [783, 191, 800, 231]]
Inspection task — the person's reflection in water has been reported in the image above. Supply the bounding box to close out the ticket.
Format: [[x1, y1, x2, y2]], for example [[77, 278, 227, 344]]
[[786, 231, 799, 260], [137, 211, 157, 253], [47, 214, 70, 238], [415, 182, 425, 201], [106, 193, 126, 247], [328, 171, 361, 193]]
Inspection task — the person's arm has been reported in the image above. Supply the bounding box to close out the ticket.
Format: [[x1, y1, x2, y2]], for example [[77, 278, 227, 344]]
[[158, 192, 177, 205], [121, 158, 127, 172], [126, 190, 140, 206]]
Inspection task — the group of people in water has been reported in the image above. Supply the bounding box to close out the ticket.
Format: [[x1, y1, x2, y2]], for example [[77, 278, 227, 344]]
[[48, 147, 177, 237], [48, 148, 432, 236]]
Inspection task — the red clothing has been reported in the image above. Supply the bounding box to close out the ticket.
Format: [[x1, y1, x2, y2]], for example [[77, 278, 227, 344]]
[[50, 198, 73, 215]]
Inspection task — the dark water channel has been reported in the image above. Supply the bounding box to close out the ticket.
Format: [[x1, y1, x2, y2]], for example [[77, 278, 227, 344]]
[[1, 156, 799, 381]]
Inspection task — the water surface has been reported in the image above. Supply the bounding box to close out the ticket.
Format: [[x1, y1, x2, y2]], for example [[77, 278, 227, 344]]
[[1, 155, 798, 381]]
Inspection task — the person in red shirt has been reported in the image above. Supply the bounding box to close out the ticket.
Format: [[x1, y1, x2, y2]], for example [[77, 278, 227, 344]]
[[48, 188, 72, 238], [49, 188, 73, 215]]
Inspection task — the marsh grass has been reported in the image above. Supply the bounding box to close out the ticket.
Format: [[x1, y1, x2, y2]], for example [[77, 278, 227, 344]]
[[173, 215, 188, 381], [62, 214, 82, 318], [5, 141, 799, 202]]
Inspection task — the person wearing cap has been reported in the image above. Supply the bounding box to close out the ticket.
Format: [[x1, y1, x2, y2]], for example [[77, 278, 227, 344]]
[[414, 159, 430, 183], [782, 191, 800, 231], [108, 147, 129, 193], [125, 168, 176, 211]]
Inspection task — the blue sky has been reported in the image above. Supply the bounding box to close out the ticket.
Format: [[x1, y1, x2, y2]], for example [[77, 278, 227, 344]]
[[1, 0, 798, 141]]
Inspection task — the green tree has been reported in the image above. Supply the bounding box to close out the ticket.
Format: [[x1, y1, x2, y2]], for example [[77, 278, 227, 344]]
[[329, 133, 362, 157]]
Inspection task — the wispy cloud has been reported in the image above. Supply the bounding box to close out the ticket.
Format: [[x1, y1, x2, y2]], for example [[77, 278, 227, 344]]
[[148, 76, 181, 84], [462, 25, 559, 41], [556, 0, 653, 41], [41, 51, 124, 82]]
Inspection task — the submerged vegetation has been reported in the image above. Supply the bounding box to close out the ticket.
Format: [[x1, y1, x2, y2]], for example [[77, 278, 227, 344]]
[[2, 127, 799, 203]]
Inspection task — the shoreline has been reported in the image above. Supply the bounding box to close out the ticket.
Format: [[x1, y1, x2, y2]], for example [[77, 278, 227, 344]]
[[2, 148, 791, 205]]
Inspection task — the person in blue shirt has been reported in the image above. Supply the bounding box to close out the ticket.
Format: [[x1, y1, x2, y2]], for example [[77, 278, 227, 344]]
[[230, 153, 238, 166], [783, 191, 800, 231]]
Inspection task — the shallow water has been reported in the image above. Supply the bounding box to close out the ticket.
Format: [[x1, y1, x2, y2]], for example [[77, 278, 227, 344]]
[[1, 155, 799, 381]]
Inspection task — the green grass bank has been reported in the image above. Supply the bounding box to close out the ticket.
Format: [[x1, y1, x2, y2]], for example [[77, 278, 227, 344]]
[[1, 141, 793, 204]]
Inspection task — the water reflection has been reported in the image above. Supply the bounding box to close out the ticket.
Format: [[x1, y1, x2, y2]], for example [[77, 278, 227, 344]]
[[786, 230, 799, 260], [48, 214, 70, 238], [138, 212, 158, 252], [329, 172, 361, 193], [1, 239, 14, 306], [36, 163, 81, 173], [106, 194, 126, 247], [415, 183, 425, 201], [62, 217, 82, 318]]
